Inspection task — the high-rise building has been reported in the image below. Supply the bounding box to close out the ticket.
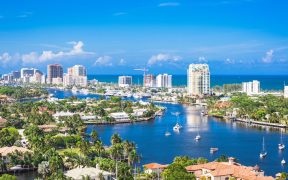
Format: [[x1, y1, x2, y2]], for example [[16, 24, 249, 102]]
[[284, 86, 288, 98], [118, 76, 132, 87], [12, 71, 21, 79], [47, 64, 63, 84], [63, 65, 87, 87], [242, 80, 260, 95], [156, 74, 172, 88], [187, 64, 210, 96], [68, 65, 87, 76], [144, 74, 155, 87], [20, 68, 35, 78]]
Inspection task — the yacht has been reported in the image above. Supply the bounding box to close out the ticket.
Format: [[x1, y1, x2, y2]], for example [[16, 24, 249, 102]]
[[281, 159, 286, 165], [165, 131, 171, 136], [71, 86, 78, 94], [195, 127, 201, 141], [260, 137, 267, 159], [210, 148, 218, 153], [80, 89, 89, 95], [279, 132, 285, 150], [173, 123, 182, 131]]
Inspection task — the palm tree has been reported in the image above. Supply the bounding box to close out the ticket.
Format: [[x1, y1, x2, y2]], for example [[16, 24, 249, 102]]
[[127, 149, 141, 166], [94, 141, 105, 157], [111, 133, 122, 145], [90, 130, 99, 144]]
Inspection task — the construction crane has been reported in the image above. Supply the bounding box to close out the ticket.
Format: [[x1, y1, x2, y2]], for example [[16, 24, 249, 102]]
[[134, 68, 149, 76], [134, 68, 149, 86]]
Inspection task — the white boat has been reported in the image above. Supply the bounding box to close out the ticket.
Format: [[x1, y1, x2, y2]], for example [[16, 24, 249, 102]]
[[165, 131, 171, 136], [195, 135, 201, 141], [279, 143, 285, 150], [80, 89, 89, 95], [279, 132, 285, 150], [195, 127, 201, 141], [210, 148, 218, 153], [173, 123, 182, 131], [281, 159, 286, 165], [71, 86, 78, 94], [260, 137, 267, 159]]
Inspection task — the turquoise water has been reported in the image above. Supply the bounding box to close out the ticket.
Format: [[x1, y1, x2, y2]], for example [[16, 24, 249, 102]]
[[88, 75, 288, 90]]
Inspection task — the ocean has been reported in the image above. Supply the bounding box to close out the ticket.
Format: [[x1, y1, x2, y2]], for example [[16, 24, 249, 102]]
[[88, 75, 288, 90]]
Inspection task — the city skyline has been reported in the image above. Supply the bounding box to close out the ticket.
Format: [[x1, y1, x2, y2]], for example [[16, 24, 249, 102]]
[[1, 0, 288, 75]]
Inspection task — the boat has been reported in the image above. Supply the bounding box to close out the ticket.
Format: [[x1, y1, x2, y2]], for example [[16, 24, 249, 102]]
[[80, 89, 89, 95], [210, 148, 218, 153], [165, 131, 171, 136], [281, 159, 286, 165], [173, 123, 182, 131], [279, 132, 285, 150], [195, 127, 201, 141], [279, 143, 285, 150], [71, 86, 78, 94], [260, 137, 267, 159]]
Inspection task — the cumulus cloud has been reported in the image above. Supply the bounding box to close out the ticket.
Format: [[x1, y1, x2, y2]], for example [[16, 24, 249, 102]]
[[225, 58, 235, 64], [158, 2, 180, 7], [0, 53, 12, 64], [22, 41, 93, 64], [262, 49, 274, 63], [198, 56, 207, 63], [148, 53, 182, 66], [119, 58, 126, 65], [94, 56, 113, 66]]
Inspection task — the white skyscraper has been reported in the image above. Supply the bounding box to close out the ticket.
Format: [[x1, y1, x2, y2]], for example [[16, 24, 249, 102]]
[[63, 65, 87, 87], [118, 76, 132, 87], [242, 80, 260, 95], [187, 64, 210, 96], [156, 74, 172, 88], [284, 86, 288, 98]]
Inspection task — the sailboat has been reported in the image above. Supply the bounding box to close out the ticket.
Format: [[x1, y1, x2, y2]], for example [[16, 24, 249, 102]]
[[260, 137, 267, 159], [281, 158, 286, 165], [195, 126, 201, 141], [279, 132, 285, 150], [165, 126, 171, 136]]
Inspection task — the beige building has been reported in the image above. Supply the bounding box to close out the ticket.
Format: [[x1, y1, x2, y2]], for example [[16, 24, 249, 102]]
[[185, 158, 274, 180], [187, 64, 210, 96], [47, 64, 63, 84], [63, 65, 87, 87]]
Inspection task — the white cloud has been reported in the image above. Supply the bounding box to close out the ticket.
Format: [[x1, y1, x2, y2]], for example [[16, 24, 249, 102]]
[[94, 56, 113, 66], [119, 58, 126, 65], [0, 53, 12, 65], [148, 53, 182, 66], [262, 49, 274, 63], [22, 41, 93, 64], [158, 2, 180, 7], [113, 12, 127, 16], [198, 56, 207, 63], [225, 58, 235, 64], [17, 12, 33, 18]]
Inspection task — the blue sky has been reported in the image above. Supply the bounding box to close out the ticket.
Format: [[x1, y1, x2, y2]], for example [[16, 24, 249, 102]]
[[0, 0, 288, 75]]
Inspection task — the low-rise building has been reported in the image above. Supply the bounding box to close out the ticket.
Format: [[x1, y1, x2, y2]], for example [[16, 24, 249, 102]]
[[284, 86, 288, 98], [143, 163, 168, 174], [65, 166, 113, 180], [185, 158, 274, 180], [110, 112, 129, 121]]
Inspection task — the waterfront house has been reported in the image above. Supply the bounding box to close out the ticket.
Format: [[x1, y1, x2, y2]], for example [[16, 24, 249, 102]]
[[143, 163, 168, 174], [0, 146, 32, 163], [65, 166, 112, 180], [109, 112, 129, 121], [185, 158, 274, 180]]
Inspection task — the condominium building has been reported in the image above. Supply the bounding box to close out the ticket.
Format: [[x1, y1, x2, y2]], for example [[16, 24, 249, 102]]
[[242, 80, 260, 95], [68, 65, 86, 76], [144, 74, 155, 87], [118, 76, 132, 87], [12, 71, 21, 80], [20, 68, 37, 78], [47, 64, 63, 84], [156, 74, 172, 88], [284, 86, 288, 98], [63, 65, 87, 87], [187, 64, 210, 96]]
